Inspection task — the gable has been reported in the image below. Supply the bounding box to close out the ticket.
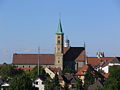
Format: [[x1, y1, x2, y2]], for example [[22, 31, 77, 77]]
[[63, 47, 85, 61]]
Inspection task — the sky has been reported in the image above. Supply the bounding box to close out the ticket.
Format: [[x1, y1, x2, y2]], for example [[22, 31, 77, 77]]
[[0, 0, 120, 64]]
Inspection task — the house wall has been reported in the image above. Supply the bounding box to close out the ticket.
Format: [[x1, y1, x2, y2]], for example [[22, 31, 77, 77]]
[[78, 76, 85, 84], [59, 80, 65, 88], [78, 61, 85, 68], [14, 64, 55, 69], [101, 66, 109, 73], [44, 67, 55, 79], [33, 78, 44, 90]]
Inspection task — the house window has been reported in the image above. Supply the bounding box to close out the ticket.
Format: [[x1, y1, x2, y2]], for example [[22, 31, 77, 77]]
[[35, 82, 38, 85], [23, 66, 24, 68], [29, 66, 30, 68]]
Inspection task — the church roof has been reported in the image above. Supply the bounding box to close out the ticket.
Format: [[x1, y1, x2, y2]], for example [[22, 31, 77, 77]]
[[13, 54, 55, 65], [56, 19, 64, 34], [13, 47, 85, 65], [64, 47, 85, 61]]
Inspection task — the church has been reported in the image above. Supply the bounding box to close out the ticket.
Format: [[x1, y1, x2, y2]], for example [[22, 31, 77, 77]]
[[12, 20, 86, 71]]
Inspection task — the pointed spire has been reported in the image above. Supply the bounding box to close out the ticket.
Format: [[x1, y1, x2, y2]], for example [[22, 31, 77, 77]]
[[56, 19, 64, 34]]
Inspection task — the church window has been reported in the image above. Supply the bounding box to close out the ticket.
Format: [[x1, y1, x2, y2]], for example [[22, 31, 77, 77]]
[[58, 40, 60, 44], [58, 60, 60, 63], [58, 36, 60, 38]]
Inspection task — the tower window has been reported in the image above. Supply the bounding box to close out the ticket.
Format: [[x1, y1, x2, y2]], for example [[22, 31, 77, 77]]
[[58, 36, 60, 38], [58, 48, 60, 51], [58, 61, 60, 63], [58, 40, 60, 44]]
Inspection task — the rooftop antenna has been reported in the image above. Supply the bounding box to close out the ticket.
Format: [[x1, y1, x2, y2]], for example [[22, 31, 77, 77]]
[[38, 46, 40, 76]]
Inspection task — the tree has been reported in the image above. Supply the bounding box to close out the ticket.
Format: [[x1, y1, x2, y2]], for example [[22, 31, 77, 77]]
[[103, 66, 120, 90], [98, 69, 105, 73], [75, 78, 83, 90], [8, 73, 34, 90], [44, 76, 54, 90], [27, 66, 46, 79], [44, 73, 60, 90], [0, 65, 23, 80], [52, 73, 60, 89], [84, 65, 95, 90]]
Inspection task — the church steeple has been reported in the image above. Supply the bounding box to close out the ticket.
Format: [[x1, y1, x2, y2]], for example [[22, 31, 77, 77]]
[[54, 19, 64, 70], [56, 19, 64, 34]]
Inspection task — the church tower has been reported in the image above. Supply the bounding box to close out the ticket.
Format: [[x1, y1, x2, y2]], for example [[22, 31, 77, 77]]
[[55, 19, 64, 70]]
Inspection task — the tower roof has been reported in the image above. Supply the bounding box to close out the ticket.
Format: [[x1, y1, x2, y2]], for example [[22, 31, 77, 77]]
[[56, 19, 64, 34]]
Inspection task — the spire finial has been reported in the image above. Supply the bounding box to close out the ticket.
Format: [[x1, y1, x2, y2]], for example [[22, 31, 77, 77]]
[[56, 18, 64, 34], [59, 12, 61, 20]]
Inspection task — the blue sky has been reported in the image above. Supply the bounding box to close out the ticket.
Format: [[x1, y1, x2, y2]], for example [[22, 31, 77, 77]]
[[0, 0, 120, 63]]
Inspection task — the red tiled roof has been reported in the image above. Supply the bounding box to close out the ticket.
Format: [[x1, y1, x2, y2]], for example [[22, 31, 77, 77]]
[[13, 54, 55, 65], [50, 67, 61, 73], [58, 75, 63, 80], [76, 65, 88, 76], [101, 73, 109, 78], [87, 57, 114, 67], [76, 50, 86, 61]]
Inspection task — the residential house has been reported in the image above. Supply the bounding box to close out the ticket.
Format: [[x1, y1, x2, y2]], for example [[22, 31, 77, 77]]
[[33, 75, 45, 90]]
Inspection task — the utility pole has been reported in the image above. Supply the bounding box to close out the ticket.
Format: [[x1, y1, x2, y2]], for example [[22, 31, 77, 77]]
[[38, 47, 40, 76]]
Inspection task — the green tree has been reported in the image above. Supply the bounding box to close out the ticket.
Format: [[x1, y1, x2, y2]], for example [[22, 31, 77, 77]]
[[98, 69, 105, 73], [0, 65, 23, 80], [103, 66, 120, 90], [75, 78, 83, 90], [44, 73, 60, 90], [27, 66, 46, 79], [84, 65, 95, 90], [8, 73, 34, 90], [44, 76, 54, 90]]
